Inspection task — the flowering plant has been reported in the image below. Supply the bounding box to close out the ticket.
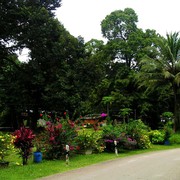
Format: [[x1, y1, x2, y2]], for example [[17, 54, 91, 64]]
[[0, 132, 14, 162], [75, 130, 104, 153], [123, 137, 137, 150], [13, 126, 35, 165], [43, 117, 77, 160]]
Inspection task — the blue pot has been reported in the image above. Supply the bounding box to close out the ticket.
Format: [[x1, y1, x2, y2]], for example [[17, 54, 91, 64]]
[[33, 152, 42, 163]]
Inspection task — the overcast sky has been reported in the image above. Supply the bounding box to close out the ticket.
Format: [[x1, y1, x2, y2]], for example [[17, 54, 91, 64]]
[[56, 0, 180, 42]]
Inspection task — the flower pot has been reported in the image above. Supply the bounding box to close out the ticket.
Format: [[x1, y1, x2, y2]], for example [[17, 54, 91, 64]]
[[0, 161, 9, 168], [164, 140, 170, 145], [33, 152, 42, 163], [85, 149, 93, 155]]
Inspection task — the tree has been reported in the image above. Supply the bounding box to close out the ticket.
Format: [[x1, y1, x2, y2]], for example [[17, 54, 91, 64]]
[[138, 32, 180, 131], [101, 8, 138, 41]]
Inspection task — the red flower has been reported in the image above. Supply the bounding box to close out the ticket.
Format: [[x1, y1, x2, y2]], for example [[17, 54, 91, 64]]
[[64, 112, 66, 115], [56, 123, 62, 129], [40, 113, 43, 117], [49, 136, 55, 142]]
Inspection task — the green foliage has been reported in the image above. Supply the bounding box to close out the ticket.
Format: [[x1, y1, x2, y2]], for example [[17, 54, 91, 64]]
[[124, 120, 151, 149], [102, 120, 151, 150], [0, 132, 14, 162], [169, 133, 180, 144], [101, 8, 138, 40], [76, 129, 104, 153], [162, 112, 174, 121], [37, 114, 78, 160], [149, 130, 165, 144], [138, 134, 151, 149], [102, 124, 122, 140], [138, 32, 180, 131], [163, 121, 174, 140]]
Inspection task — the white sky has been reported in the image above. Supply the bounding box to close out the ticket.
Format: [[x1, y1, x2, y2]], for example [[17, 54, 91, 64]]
[[19, 0, 180, 61], [56, 0, 180, 42]]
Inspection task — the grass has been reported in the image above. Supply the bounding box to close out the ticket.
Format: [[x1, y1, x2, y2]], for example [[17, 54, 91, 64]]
[[1, 144, 180, 180]]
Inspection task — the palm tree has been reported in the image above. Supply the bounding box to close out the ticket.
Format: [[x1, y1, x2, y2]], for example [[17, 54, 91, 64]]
[[138, 32, 180, 131]]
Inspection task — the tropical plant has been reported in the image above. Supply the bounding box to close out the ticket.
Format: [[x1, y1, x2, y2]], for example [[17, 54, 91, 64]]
[[138, 32, 180, 131], [13, 126, 35, 165], [43, 117, 77, 160]]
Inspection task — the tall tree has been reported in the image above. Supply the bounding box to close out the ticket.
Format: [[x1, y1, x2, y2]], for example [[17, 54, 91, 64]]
[[138, 32, 180, 131], [101, 8, 138, 41]]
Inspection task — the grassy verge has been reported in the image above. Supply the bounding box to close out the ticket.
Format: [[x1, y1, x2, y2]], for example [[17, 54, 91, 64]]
[[1, 144, 180, 180]]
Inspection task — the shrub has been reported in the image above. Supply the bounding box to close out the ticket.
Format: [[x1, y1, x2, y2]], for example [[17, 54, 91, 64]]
[[123, 137, 137, 150], [13, 127, 35, 165], [102, 120, 151, 150], [149, 130, 165, 144], [124, 120, 151, 149], [42, 117, 78, 160], [138, 134, 151, 149], [163, 121, 174, 140], [0, 132, 14, 162], [169, 133, 180, 144], [102, 124, 122, 140], [75, 129, 104, 153]]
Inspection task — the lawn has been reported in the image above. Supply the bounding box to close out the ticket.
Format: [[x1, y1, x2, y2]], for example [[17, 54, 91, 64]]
[[1, 144, 180, 180]]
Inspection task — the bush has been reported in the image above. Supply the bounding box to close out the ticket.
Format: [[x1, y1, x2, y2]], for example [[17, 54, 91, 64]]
[[149, 130, 165, 144], [75, 129, 104, 153], [163, 121, 174, 140], [102, 124, 122, 140], [41, 116, 78, 160], [169, 133, 180, 144], [124, 120, 151, 149], [13, 127, 35, 165], [0, 132, 14, 162], [102, 120, 151, 150], [102, 124, 125, 152]]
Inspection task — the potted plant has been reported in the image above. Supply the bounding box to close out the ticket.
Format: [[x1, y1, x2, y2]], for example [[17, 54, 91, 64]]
[[13, 126, 35, 165], [0, 132, 14, 167], [32, 132, 49, 163]]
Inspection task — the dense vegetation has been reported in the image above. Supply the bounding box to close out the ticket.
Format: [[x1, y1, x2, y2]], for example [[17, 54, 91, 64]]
[[0, 1, 180, 132]]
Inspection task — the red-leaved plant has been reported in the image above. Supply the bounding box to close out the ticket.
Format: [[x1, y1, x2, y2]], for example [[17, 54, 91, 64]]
[[13, 126, 35, 165]]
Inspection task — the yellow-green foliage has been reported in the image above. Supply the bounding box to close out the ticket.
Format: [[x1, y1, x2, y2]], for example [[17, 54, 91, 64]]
[[0, 132, 15, 162], [149, 130, 165, 144], [76, 129, 104, 152]]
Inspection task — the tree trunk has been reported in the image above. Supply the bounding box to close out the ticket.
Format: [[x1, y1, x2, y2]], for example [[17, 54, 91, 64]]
[[174, 92, 180, 132]]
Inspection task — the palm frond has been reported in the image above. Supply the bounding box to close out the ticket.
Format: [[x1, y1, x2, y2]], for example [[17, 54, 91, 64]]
[[163, 70, 175, 79], [174, 72, 180, 86]]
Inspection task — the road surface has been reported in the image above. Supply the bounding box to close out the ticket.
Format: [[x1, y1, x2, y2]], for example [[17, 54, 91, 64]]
[[39, 148, 180, 180]]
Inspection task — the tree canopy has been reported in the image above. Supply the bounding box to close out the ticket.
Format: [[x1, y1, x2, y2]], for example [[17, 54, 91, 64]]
[[0, 3, 179, 130]]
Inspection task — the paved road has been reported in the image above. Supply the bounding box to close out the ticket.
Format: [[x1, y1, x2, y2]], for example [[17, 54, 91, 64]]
[[39, 148, 180, 180]]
